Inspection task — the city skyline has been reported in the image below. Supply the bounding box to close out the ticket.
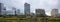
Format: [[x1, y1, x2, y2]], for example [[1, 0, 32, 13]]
[[0, 0, 60, 16]]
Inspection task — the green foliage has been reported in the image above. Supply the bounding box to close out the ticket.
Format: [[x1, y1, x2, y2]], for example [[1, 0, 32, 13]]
[[3, 14, 13, 18], [36, 14, 47, 17], [17, 15, 26, 18], [1, 17, 60, 22], [49, 18, 60, 21], [48, 18, 60, 22]]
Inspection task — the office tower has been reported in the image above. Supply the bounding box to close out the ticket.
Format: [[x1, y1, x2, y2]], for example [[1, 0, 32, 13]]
[[24, 3, 30, 15], [12, 7, 17, 16], [51, 9, 58, 17], [0, 3, 6, 15], [0, 3, 2, 15], [35, 9, 45, 15], [2, 7, 6, 15], [58, 0, 60, 8]]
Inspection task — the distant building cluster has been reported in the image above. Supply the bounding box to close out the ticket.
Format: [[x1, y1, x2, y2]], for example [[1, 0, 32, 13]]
[[0, 2, 60, 17], [0, 3, 20, 15]]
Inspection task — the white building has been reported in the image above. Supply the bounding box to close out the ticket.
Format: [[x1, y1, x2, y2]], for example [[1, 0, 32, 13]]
[[51, 9, 58, 17], [57, 13, 60, 17]]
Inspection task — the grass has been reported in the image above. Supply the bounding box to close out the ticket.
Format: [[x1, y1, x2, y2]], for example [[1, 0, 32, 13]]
[[48, 18, 60, 22], [0, 17, 60, 22], [0, 17, 27, 22]]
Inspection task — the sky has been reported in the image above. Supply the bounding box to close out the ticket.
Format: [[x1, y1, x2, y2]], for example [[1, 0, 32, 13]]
[[0, 0, 60, 16]]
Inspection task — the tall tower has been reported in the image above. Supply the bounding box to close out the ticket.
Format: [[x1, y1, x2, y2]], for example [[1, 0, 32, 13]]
[[0, 3, 6, 15], [51, 9, 58, 17], [0, 3, 2, 15], [24, 3, 30, 15]]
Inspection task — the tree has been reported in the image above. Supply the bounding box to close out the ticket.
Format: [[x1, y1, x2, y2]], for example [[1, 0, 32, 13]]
[[36, 14, 47, 17], [36, 14, 48, 22]]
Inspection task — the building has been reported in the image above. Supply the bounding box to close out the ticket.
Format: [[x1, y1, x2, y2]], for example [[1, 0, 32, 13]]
[[0, 3, 6, 15], [24, 3, 30, 15], [6, 10, 13, 15], [58, 0, 60, 9], [51, 9, 58, 17], [2, 7, 6, 15], [16, 9, 20, 15], [0, 3, 2, 15], [35, 9, 45, 15], [57, 13, 60, 17], [12, 7, 17, 15]]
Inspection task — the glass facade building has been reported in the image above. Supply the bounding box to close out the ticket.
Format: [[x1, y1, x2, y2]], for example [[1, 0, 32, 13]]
[[24, 3, 30, 14], [0, 3, 6, 15]]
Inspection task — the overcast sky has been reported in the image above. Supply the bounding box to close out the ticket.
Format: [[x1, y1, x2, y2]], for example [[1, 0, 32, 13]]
[[0, 0, 60, 16]]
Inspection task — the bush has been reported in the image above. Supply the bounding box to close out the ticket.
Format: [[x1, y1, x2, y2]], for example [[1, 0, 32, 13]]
[[48, 18, 60, 22]]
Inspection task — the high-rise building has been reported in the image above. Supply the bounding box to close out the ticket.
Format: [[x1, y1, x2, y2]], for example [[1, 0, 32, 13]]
[[0, 3, 2, 15], [35, 9, 45, 15], [58, 0, 60, 9], [2, 7, 6, 15], [51, 9, 58, 17], [12, 7, 17, 15], [57, 13, 60, 17], [0, 3, 6, 15], [24, 3, 30, 15]]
